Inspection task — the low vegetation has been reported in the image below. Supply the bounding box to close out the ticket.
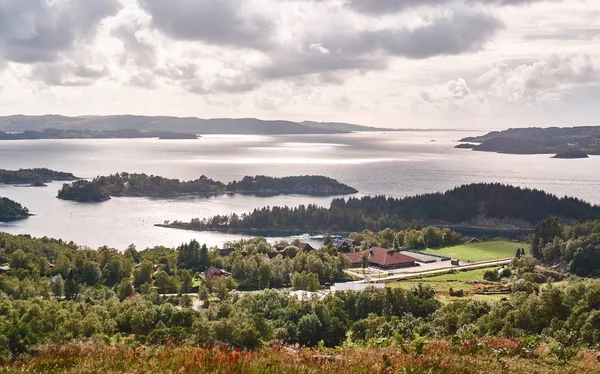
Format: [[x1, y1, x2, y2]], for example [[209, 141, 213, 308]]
[[2, 340, 598, 373]]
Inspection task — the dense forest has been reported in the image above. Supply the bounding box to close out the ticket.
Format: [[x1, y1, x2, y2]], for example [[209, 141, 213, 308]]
[[530, 218, 600, 277], [0, 198, 29, 221], [2, 228, 600, 369], [0, 128, 198, 140], [57, 173, 357, 202], [162, 183, 600, 233], [459, 126, 600, 156], [0, 168, 77, 185]]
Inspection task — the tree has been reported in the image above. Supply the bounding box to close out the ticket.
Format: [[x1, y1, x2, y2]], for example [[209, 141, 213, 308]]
[[133, 260, 153, 287], [361, 252, 369, 271], [51, 274, 64, 298], [177, 269, 193, 294], [117, 278, 134, 301], [297, 313, 323, 346]]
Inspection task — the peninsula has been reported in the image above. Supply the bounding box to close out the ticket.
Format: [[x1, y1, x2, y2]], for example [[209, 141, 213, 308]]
[[0, 128, 198, 140], [457, 126, 600, 156], [0, 168, 78, 186], [57, 173, 358, 202], [0, 197, 30, 221], [157, 183, 600, 234]]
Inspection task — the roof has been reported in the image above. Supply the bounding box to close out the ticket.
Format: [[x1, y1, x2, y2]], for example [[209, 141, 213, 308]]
[[346, 247, 417, 267], [205, 266, 230, 278], [461, 236, 481, 243], [218, 248, 234, 257], [299, 243, 314, 251], [334, 239, 355, 247], [0, 266, 10, 271]]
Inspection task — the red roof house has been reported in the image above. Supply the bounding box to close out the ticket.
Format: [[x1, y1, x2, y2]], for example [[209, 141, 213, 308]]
[[346, 247, 418, 269]]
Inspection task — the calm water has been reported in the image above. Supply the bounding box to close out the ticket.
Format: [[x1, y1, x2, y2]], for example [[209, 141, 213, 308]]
[[1, 131, 599, 250]]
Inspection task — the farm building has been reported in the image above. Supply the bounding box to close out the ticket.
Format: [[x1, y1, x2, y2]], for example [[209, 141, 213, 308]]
[[346, 247, 418, 269]]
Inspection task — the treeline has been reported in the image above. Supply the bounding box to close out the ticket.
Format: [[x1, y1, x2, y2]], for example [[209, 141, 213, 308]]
[[57, 173, 357, 202], [0, 168, 77, 185], [0, 198, 29, 221], [531, 218, 600, 277], [165, 183, 600, 233], [348, 227, 463, 249]]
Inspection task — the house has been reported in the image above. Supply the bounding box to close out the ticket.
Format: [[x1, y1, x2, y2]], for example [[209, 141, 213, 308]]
[[460, 236, 481, 244], [299, 243, 315, 253], [334, 238, 358, 252], [217, 248, 234, 257], [204, 266, 231, 280], [266, 252, 286, 260], [0, 265, 10, 273], [127, 292, 141, 300], [346, 247, 418, 269]]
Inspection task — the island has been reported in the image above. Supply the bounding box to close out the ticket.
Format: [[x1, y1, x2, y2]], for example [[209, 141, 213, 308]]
[[0, 197, 30, 221], [57, 173, 358, 202], [0, 168, 78, 185], [457, 126, 600, 156], [552, 150, 589, 159], [157, 183, 600, 234], [0, 128, 199, 140]]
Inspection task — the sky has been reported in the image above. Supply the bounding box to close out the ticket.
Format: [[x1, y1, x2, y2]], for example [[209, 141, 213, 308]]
[[0, 0, 598, 129]]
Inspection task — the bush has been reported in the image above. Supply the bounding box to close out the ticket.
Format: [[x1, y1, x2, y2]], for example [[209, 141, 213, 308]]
[[484, 270, 499, 282]]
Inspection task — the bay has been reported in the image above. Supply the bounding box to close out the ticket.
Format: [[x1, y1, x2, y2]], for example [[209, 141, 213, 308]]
[[0, 131, 599, 250]]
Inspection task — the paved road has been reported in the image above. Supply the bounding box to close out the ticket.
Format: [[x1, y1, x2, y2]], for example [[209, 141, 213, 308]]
[[346, 258, 513, 283]]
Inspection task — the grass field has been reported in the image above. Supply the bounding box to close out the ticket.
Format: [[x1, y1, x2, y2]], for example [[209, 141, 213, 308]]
[[387, 267, 508, 303], [419, 240, 525, 262]]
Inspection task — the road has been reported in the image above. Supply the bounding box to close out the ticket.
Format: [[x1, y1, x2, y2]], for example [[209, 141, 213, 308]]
[[346, 258, 513, 283]]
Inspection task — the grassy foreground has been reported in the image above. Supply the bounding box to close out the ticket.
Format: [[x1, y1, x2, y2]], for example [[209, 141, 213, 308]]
[[2, 340, 598, 374], [419, 240, 523, 262]]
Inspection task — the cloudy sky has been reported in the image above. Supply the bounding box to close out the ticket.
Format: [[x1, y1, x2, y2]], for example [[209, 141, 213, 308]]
[[0, 0, 598, 129]]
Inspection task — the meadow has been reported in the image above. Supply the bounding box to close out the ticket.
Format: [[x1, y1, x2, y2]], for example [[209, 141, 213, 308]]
[[2, 339, 598, 374], [419, 240, 524, 262]]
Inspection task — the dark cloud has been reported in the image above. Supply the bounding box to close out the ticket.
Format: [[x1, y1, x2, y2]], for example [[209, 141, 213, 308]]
[[31, 61, 109, 86], [345, 0, 559, 15], [138, 0, 274, 50], [0, 0, 121, 63], [257, 10, 503, 82]]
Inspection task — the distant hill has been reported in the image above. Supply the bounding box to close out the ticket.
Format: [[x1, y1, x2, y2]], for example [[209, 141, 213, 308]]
[[301, 121, 388, 132], [0, 115, 380, 135], [459, 126, 600, 156]]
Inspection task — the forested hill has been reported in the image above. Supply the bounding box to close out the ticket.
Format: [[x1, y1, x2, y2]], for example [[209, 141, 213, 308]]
[[0, 168, 77, 185], [0, 197, 30, 221], [458, 126, 600, 156], [57, 173, 357, 202], [161, 183, 600, 233]]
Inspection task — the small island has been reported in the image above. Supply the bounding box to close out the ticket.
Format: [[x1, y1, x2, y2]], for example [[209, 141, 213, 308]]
[[57, 173, 358, 202], [0, 197, 30, 221], [0, 168, 78, 185], [552, 150, 589, 159], [454, 143, 476, 149]]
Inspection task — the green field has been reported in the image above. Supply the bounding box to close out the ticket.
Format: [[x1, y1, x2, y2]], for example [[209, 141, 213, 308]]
[[388, 267, 507, 303], [419, 240, 525, 262]]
